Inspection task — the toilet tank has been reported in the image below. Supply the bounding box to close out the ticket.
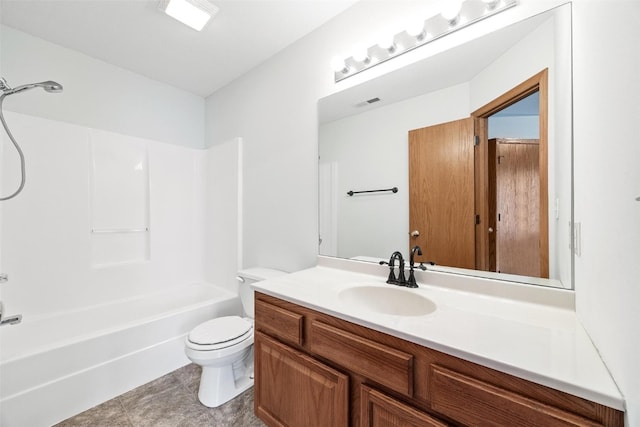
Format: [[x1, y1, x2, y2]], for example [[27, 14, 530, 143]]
[[237, 267, 287, 318]]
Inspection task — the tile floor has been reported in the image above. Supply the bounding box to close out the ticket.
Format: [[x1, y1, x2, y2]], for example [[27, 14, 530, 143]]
[[55, 364, 265, 427]]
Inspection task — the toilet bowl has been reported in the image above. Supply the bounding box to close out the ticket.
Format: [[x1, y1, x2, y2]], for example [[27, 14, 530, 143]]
[[185, 267, 286, 408]]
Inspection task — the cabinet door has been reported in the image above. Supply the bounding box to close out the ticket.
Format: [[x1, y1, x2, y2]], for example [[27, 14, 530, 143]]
[[361, 385, 448, 427], [255, 331, 349, 427]]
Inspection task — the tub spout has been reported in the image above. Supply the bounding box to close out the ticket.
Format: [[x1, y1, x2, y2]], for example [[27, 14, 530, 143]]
[[0, 301, 22, 326]]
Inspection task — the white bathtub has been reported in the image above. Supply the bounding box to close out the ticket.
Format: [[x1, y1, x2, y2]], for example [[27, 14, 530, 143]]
[[0, 283, 241, 427]]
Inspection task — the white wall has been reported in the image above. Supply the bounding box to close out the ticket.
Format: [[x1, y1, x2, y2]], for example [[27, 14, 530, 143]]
[[572, 2, 640, 426], [0, 112, 206, 317], [0, 25, 205, 149]]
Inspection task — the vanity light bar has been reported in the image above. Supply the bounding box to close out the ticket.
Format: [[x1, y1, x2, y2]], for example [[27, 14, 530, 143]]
[[332, 0, 517, 83]]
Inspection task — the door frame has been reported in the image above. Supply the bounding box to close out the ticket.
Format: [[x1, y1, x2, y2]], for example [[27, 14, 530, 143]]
[[471, 69, 549, 277]]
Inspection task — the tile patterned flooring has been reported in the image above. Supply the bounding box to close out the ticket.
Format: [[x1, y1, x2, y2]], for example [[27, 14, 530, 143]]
[[55, 364, 265, 427]]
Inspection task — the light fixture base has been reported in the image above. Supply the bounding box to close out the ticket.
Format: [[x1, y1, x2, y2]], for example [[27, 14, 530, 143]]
[[333, 0, 516, 83]]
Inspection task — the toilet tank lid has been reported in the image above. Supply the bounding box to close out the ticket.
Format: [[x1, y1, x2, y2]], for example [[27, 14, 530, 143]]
[[237, 267, 287, 281]]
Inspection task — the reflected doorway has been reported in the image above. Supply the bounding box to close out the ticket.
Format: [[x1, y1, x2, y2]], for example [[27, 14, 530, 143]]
[[408, 70, 549, 278], [474, 69, 549, 278]]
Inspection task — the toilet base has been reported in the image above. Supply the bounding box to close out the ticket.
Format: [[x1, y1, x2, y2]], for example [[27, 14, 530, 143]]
[[196, 348, 254, 408]]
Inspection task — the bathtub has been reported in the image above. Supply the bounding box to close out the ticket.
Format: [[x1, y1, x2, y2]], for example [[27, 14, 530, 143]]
[[0, 283, 241, 427]]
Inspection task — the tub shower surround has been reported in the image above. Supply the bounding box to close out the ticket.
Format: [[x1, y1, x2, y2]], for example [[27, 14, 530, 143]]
[[0, 112, 240, 426], [0, 111, 208, 318]]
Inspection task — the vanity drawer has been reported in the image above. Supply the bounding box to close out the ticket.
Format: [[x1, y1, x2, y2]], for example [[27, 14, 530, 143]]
[[255, 298, 304, 346], [361, 385, 447, 427], [430, 365, 602, 427], [309, 320, 414, 396]]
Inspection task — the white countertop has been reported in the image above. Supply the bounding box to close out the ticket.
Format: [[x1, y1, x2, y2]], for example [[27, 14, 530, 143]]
[[252, 258, 624, 411]]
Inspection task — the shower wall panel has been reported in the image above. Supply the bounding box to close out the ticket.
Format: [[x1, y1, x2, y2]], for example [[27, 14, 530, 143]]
[[0, 112, 206, 318]]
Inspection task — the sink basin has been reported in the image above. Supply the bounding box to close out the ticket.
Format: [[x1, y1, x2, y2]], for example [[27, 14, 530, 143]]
[[339, 285, 436, 316]]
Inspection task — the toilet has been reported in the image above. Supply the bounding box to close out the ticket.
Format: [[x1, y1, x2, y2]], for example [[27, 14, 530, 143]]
[[185, 267, 286, 408]]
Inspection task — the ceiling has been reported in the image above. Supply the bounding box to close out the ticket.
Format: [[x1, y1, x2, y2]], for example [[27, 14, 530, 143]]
[[0, 0, 358, 97]]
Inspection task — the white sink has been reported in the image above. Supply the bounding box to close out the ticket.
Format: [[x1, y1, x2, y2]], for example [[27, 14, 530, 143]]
[[339, 285, 437, 316]]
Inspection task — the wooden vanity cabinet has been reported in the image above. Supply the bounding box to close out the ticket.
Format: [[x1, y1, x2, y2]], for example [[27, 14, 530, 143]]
[[254, 292, 624, 427], [254, 332, 349, 427]]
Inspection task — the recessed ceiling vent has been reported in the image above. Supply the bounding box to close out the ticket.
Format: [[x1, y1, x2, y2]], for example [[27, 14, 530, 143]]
[[355, 97, 381, 108]]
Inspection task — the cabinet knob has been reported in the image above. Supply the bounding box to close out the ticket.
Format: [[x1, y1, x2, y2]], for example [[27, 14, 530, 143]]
[[410, 230, 420, 237], [488, 227, 494, 233]]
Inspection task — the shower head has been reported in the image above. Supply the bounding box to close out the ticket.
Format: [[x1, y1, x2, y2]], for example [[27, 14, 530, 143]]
[[40, 81, 64, 93], [0, 80, 63, 97], [0, 77, 63, 201]]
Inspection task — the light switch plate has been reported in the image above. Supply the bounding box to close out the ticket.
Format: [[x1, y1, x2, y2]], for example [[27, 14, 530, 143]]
[[573, 222, 582, 256]]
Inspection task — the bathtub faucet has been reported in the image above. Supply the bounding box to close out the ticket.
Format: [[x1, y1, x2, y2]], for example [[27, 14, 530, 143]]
[[0, 301, 22, 326]]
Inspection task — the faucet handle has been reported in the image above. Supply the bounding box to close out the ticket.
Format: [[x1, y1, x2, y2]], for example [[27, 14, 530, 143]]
[[417, 261, 436, 271], [379, 260, 398, 284]]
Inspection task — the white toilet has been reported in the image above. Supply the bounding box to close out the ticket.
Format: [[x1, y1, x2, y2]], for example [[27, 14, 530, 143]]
[[185, 267, 286, 408]]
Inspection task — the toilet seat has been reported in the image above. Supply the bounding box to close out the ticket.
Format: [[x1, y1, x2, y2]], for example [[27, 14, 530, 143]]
[[186, 316, 253, 351]]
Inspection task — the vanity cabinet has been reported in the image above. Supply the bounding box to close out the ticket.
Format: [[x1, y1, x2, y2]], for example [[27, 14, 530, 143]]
[[254, 332, 349, 427], [254, 292, 624, 427]]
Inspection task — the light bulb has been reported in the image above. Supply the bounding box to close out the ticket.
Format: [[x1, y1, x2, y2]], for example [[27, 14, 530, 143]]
[[330, 56, 348, 74], [377, 34, 396, 53], [406, 20, 426, 40], [482, 0, 500, 10], [352, 44, 370, 63], [441, 1, 462, 23]]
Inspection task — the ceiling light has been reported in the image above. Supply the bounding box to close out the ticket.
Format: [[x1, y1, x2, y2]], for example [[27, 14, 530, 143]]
[[158, 0, 219, 31]]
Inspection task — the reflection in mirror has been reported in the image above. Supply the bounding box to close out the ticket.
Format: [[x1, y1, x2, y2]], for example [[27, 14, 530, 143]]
[[488, 92, 543, 277], [318, 5, 573, 289]]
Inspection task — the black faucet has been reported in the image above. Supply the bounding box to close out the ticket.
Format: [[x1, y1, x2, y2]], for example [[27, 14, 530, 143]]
[[380, 248, 432, 288], [379, 251, 406, 285]]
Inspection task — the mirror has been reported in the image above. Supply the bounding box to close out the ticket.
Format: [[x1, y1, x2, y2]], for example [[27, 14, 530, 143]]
[[318, 4, 573, 289]]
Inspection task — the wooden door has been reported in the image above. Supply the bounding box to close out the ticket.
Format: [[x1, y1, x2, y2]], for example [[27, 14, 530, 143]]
[[409, 118, 475, 269], [254, 331, 349, 427], [495, 139, 540, 276], [361, 385, 447, 427]]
